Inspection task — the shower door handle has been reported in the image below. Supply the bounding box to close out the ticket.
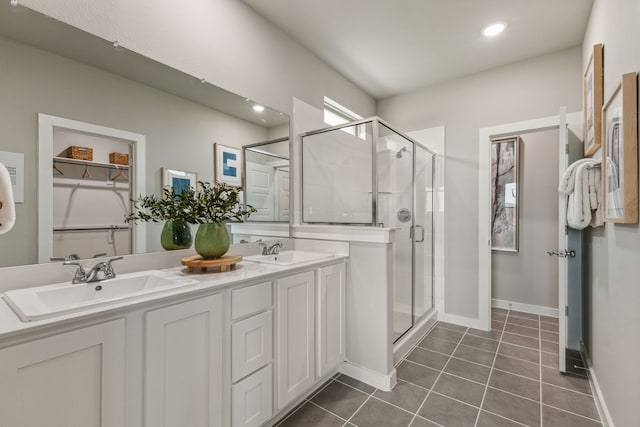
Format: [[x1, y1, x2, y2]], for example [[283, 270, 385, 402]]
[[410, 225, 425, 242]]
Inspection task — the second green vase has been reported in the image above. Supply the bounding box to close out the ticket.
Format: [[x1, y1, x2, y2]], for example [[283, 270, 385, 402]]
[[160, 219, 192, 250]]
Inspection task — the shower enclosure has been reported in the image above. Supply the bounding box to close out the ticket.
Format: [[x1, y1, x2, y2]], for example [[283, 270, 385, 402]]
[[301, 118, 435, 342]]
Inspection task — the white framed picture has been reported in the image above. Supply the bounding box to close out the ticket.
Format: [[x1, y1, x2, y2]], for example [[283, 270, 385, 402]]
[[161, 168, 197, 195], [214, 143, 242, 186]]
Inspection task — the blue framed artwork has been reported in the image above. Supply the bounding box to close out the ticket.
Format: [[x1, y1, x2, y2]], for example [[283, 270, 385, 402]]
[[162, 168, 197, 196], [214, 143, 242, 186]]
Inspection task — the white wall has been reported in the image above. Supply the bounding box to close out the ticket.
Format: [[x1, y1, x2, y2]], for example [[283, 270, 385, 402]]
[[20, 0, 375, 119], [378, 47, 582, 320], [582, 0, 640, 425], [492, 130, 559, 309]]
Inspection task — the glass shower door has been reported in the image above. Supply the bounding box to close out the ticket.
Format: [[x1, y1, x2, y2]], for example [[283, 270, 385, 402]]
[[413, 146, 434, 322]]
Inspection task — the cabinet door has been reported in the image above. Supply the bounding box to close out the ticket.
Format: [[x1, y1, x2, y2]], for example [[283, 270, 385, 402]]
[[232, 364, 273, 427], [232, 310, 273, 382], [276, 270, 315, 410], [145, 294, 223, 427], [317, 262, 346, 377], [0, 319, 126, 427]]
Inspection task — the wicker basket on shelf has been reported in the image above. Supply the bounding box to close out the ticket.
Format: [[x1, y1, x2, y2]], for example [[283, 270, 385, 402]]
[[64, 146, 93, 161], [109, 152, 129, 165]]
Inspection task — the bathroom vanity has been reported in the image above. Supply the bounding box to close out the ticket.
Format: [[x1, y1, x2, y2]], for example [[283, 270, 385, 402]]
[[0, 253, 346, 427]]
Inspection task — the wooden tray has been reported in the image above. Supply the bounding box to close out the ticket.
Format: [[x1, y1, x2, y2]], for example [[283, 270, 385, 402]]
[[181, 254, 242, 273]]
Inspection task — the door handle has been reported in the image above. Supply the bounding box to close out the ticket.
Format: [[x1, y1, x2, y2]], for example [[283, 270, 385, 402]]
[[410, 225, 425, 242], [547, 249, 576, 258]]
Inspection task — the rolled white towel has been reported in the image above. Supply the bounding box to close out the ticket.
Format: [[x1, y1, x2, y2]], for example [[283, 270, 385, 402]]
[[0, 162, 16, 234], [558, 158, 598, 195]]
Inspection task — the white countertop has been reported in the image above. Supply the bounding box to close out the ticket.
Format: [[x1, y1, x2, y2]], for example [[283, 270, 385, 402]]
[[0, 254, 347, 342]]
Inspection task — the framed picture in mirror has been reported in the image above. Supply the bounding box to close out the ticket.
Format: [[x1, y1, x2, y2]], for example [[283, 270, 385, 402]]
[[583, 43, 603, 157], [602, 72, 638, 223], [162, 168, 197, 195], [215, 143, 242, 186]]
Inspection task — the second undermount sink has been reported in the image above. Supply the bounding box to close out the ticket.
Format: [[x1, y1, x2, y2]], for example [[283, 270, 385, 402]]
[[244, 250, 334, 266], [3, 271, 199, 322]]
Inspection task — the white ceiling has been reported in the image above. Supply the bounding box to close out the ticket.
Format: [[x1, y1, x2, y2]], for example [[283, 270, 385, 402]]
[[242, 0, 593, 99]]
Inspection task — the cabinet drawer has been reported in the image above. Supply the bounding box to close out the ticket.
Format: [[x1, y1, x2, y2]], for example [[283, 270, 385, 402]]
[[232, 364, 273, 427], [232, 310, 273, 382], [231, 281, 272, 319]]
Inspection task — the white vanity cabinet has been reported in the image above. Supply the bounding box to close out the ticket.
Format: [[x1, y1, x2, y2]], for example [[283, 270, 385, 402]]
[[317, 262, 346, 378], [0, 319, 126, 427], [144, 294, 224, 427], [230, 281, 274, 427]]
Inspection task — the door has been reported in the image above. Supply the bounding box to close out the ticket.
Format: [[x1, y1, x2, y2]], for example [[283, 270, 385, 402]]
[[145, 294, 223, 427], [275, 167, 290, 221], [557, 109, 584, 373], [317, 262, 346, 377], [0, 319, 126, 427], [245, 162, 275, 221], [276, 270, 315, 409]]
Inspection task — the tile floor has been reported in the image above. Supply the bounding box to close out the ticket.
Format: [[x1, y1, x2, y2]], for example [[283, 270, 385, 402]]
[[275, 308, 602, 426]]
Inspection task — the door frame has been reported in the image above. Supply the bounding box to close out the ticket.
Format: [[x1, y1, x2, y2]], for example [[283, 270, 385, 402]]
[[477, 110, 582, 331]]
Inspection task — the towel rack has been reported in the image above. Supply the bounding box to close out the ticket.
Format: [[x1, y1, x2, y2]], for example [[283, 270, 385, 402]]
[[53, 225, 130, 232]]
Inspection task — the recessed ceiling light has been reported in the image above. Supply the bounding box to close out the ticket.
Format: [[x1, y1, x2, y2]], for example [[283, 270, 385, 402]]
[[252, 104, 265, 113], [482, 22, 506, 37]]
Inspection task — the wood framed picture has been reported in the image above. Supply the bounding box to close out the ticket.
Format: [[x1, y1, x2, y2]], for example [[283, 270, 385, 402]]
[[602, 72, 638, 223], [583, 43, 604, 157], [214, 143, 242, 186], [161, 168, 197, 196], [490, 136, 520, 252]]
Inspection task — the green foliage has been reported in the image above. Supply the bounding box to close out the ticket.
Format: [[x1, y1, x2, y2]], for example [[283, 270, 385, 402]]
[[125, 182, 256, 224]]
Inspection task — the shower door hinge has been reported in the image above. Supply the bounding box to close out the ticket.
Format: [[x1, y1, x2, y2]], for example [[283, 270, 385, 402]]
[[565, 143, 569, 154]]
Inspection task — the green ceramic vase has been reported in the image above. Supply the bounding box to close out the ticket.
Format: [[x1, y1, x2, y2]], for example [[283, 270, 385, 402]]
[[160, 219, 193, 250], [194, 222, 230, 259]]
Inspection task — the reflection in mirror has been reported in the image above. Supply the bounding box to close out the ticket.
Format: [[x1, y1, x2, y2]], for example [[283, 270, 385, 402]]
[[243, 138, 290, 222], [0, 4, 290, 268]]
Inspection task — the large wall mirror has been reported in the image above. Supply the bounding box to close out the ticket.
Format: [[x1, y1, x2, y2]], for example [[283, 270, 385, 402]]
[[0, 4, 290, 268]]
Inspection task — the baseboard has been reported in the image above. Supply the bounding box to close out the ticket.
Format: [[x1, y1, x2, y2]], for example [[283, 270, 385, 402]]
[[582, 346, 615, 427], [492, 298, 559, 318], [438, 311, 486, 329], [393, 309, 438, 365], [339, 361, 397, 392]]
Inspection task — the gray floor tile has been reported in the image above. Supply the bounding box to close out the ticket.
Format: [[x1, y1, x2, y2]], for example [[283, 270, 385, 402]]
[[418, 392, 479, 427], [436, 321, 468, 333], [540, 315, 559, 325], [406, 347, 450, 371], [492, 307, 509, 315], [417, 335, 458, 355], [507, 315, 539, 329], [409, 416, 440, 427], [277, 402, 345, 426], [498, 342, 539, 364], [476, 410, 525, 427], [396, 360, 440, 390], [433, 373, 486, 406], [336, 374, 376, 394], [350, 397, 414, 427], [493, 354, 540, 380], [311, 380, 369, 420], [460, 334, 499, 352], [540, 321, 559, 332], [504, 323, 539, 339], [540, 330, 559, 343], [541, 339, 559, 354], [542, 404, 602, 427], [489, 369, 540, 401], [482, 387, 541, 426], [541, 383, 599, 420], [444, 357, 491, 384], [467, 327, 503, 341], [491, 320, 505, 331], [427, 326, 464, 343], [373, 379, 429, 412], [541, 351, 558, 368], [508, 310, 539, 321], [541, 366, 592, 395], [501, 332, 539, 350], [453, 344, 496, 366]]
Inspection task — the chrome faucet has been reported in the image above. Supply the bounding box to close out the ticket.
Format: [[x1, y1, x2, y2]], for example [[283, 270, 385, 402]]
[[258, 241, 283, 255], [64, 256, 123, 284]]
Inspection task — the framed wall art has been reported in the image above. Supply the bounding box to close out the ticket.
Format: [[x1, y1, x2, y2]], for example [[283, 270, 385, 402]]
[[602, 72, 638, 223], [162, 167, 197, 195], [583, 43, 604, 157], [490, 136, 520, 252], [214, 143, 242, 186]]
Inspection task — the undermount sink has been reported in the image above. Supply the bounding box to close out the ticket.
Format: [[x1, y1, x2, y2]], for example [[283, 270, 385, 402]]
[[244, 250, 334, 266], [3, 271, 199, 322]]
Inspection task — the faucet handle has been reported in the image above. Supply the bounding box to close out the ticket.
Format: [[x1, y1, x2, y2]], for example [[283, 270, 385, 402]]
[[63, 261, 87, 283], [107, 256, 124, 265], [92, 252, 107, 258], [258, 242, 267, 255]]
